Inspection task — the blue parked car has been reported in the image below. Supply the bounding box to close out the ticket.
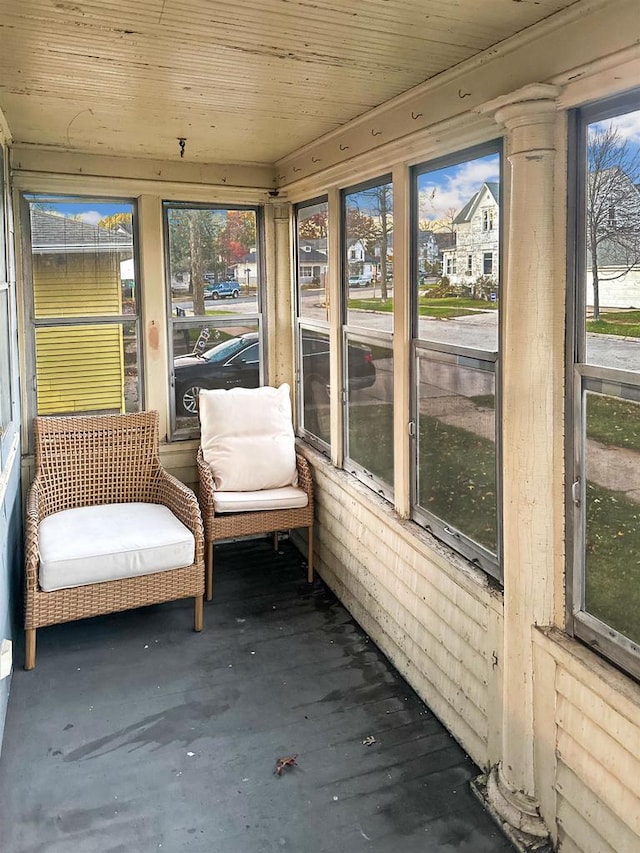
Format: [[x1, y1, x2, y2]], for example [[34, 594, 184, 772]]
[[204, 280, 240, 300]]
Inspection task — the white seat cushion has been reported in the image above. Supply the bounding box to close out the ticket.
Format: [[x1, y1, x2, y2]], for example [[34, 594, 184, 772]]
[[199, 384, 298, 491], [213, 486, 309, 514], [38, 502, 195, 592]]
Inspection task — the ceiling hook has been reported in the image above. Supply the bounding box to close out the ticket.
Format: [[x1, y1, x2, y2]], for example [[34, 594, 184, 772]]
[[178, 137, 186, 158]]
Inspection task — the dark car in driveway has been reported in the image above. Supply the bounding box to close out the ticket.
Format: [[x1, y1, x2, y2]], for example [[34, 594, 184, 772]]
[[173, 332, 376, 416], [204, 280, 241, 300]]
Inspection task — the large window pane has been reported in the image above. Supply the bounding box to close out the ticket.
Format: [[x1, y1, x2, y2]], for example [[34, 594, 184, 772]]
[[172, 320, 260, 432], [297, 200, 328, 323], [573, 96, 640, 678], [416, 152, 500, 351], [165, 203, 261, 437], [416, 350, 497, 556], [584, 391, 640, 645], [300, 327, 330, 445], [345, 337, 393, 492], [166, 206, 258, 318], [585, 108, 640, 372], [0, 289, 10, 430], [344, 179, 393, 333], [27, 196, 141, 417]]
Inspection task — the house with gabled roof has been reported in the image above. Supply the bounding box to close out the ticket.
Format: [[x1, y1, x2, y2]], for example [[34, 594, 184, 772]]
[[441, 182, 499, 288]]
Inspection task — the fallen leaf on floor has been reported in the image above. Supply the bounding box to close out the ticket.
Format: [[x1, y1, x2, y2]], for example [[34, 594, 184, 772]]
[[274, 755, 298, 776], [362, 735, 376, 746]]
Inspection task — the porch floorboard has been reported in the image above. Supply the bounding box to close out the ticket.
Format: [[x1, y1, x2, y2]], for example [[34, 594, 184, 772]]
[[0, 540, 513, 852]]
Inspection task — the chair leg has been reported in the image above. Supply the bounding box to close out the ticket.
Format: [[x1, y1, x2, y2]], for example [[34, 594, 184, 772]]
[[194, 596, 204, 632], [307, 524, 314, 584], [206, 541, 214, 601], [273, 531, 279, 551], [25, 629, 36, 671]]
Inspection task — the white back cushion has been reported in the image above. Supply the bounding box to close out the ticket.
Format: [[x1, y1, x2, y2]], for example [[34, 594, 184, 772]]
[[200, 384, 297, 491]]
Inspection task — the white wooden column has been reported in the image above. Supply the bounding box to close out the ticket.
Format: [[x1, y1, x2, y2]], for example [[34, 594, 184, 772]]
[[267, 201, 294, 389], [481, 84, 562, 843], [137, 194, 169, 438]]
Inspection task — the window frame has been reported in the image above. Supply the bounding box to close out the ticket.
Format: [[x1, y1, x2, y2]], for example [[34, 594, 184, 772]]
[[341, 174, 395, 501], [294, 195, 331, 455], [410, 141, 503, 581], [20, 193, 143, 442], [162, 200, 264, 441], [0, 146, 13, 440], [568, 91, 640, 680]]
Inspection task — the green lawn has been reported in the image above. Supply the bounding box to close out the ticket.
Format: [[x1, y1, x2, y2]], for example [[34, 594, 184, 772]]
[[586, 480, 640, 644], [587, 394, 640, 453], [587, 310, 640, 337], [347, 296, 498, 319], [348, 399, 640, 644], [348, 402, 497, 551]]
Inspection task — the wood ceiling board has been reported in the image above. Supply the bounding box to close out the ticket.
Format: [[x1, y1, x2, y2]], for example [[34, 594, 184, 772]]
[[0, 0, 580, 164]]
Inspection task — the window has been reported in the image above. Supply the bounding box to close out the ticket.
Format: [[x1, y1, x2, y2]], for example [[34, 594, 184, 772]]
[[343, 176, 394, 498], [295, 198, 330, 449], [413, 144, 501, 578], [570, 95, 640, 678], [0, 149, 11, 434], [483, 252, 493, 275], [164, 203, 262, 437], [483, 208, 494, 231], [23, 195, 141, 422]]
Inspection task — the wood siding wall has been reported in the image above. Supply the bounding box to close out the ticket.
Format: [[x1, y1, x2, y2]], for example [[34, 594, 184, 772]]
[[535, 631, 640, 852], [33, 253, 126, 414], [35, 325, 125, 415], [33, 253, 122, 318], [294, 448, 503, 769]]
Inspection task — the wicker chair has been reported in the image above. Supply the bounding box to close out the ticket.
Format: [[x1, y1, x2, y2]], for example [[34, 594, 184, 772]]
[[24, 411, 205, 670], [197, 449, 314, 600], [196, 384, 314, 601]]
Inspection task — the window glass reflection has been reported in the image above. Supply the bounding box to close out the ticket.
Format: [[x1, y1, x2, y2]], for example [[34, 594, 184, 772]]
[[172, 320, 260, 431], [344, 181, 393, 333], [297, 201, 328, 323], [346, 338, 393, 490], [585, 108, 640, 372], [416, 350, 497, 554], [585, 391, 640, 644], [416, 153, 500, 352]]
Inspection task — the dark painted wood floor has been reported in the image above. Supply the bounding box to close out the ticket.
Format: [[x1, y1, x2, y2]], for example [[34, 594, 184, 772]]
[[0, 540, 514, 853]]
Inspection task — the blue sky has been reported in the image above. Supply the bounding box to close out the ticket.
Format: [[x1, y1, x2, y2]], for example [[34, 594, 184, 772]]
[[417, 153, 500, 225], [27, 197, 132, 225]]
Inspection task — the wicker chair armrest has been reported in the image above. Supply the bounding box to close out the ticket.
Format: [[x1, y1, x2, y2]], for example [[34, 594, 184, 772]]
[[296, 453, 314, 502], [25, 476, 46, 591], [196, 448, 217, 515], [154, 468, 204, 552]]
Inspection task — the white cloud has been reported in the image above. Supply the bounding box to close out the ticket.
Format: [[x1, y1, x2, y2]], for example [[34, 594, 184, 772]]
[[77, 210, 103, 225], [418, 156, 500, 223], [591, 109, 640, 144]]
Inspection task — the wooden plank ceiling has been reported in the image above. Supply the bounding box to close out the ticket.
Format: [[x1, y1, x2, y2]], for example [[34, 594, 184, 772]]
[[0, 0, 579, 166]]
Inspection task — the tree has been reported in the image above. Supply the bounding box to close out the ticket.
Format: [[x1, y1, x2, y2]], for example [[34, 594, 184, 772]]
[[587, 125, 640, 319], [167, 208, 256, 312], [218, 211, 256, 271], [298, 211, 328, 239], [98, 212, 133, 235], [346, 184, 394, 299]]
